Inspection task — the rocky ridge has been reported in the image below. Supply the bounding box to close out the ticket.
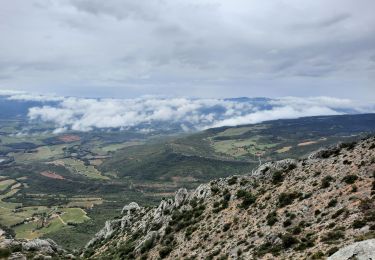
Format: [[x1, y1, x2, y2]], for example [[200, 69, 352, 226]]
[[0, 237, 74, 259], [83, 136, 375, 259]]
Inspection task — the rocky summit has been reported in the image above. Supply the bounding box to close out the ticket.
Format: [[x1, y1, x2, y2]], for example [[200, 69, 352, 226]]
[[81, 136, 375, 259]]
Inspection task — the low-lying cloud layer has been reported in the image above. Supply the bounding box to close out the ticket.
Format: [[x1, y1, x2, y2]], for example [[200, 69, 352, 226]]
[[5, 93, 375, 133]]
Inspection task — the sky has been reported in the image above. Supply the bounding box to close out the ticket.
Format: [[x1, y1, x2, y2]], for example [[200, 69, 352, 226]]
[[0, 0, 374, 100]]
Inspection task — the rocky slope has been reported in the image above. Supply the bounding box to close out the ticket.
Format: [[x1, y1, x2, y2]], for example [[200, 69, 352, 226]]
[[82, 136, 375, 259], [0, 236, 74, 259]]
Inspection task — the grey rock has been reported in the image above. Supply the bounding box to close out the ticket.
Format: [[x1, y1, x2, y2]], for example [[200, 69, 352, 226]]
[[86, 219, 121, 248], [33, 254, 52, 259], [8, 252, 27, 260], [0, 239, 22, 250], [22, 239, 57, 254], [252, 159, 297, 177], [154, 199, 174, 220], [65, 254, 76, 259], [328, 239, 375, 260], [136, 231, 157, 252], [121, 202, 141, 215], [174, 188, 188, 207], [192, 184, 211, 200]]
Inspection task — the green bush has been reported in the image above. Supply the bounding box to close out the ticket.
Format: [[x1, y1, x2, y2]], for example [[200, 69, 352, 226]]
[[327, 199, 337, 208], [321, 231, 345, 242], [211, 186, 220, 195], [311, 251, 325, 259], [326, 247, 339, 256], [281, 234, 299, 248], [332, 208, 346, 219], [292, 226, 302, 235], [236, 190, 256, 209], [227, 177, 237, 185], [352, 219, 366, 229], [278, 192, 300, 207], [118, 241, 135, 256], [223, 223, 231, 232], [283, 219, 292, 227], [266, 211, 278, 226], [159, 246, 173, 258], [321, 176, 334, 188], [342, 175, 358, 184], [272, 171, 284, 184], [140, 236, 155, 253]]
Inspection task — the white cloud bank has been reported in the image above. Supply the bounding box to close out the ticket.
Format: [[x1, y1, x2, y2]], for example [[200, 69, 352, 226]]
[[5, 93, 375, 132]]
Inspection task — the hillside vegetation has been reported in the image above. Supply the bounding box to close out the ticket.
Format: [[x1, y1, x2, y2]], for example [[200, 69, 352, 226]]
[[84, 136, 375, 259]]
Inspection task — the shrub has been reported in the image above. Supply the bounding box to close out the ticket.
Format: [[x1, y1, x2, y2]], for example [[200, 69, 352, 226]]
[[321, 176, 334, 188], [342, 175, 358, 184], [223, 223, 231, 232], [227, 177, 237, 185], [150, 222, 163, 231], [240, 178, 248, 186], [283, 219, 292, 227], [118, 241, 135, 256], [266, 211, 278, 226], [340, 142, 356, 150], [159, 246, 173, 258], [162, 234, 174, 246], [311, 251, 325, 259], [327, 199, 338, 208], [321, 231, 345, 242], [332, 208, 346, 219], [352, 219, 366, 229], [326, 247, 339, 256], [164, 225, 173, 235], [211, 186, 220, 195], [223, 190, 231, 201], [140, 236, 155, 253], [185, 225, 198, 238], [236, 190, 256, 209], [272, 171, 284, 184], [281, 234, 299, 248], [254, 242, 282, 257], [292, 226, 302, 235], [278, 192, 300, 207]]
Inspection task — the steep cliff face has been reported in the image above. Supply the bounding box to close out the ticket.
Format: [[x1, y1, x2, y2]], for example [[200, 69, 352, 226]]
[[84, 137, 375, 259]]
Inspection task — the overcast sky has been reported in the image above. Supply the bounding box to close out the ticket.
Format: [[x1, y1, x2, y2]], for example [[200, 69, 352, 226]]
[[0, 0, 374, 100]]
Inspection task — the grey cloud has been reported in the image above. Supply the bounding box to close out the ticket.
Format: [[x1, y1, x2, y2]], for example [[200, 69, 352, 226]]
[[291, 13, 351, 30], [0, 0, 374, 100], [5, 93, 375, 132]]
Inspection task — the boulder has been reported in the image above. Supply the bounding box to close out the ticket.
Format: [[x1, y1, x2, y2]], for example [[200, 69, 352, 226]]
[[191, 184, 211, 200], [86, 219, 121, 247], [174, 188, 188, 207], [252, 159, 297, 177], [328, 239, 375, 260], [121, 202, 141, 215], [8, 252, 26, 260], [22, 239, 58, 254]]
